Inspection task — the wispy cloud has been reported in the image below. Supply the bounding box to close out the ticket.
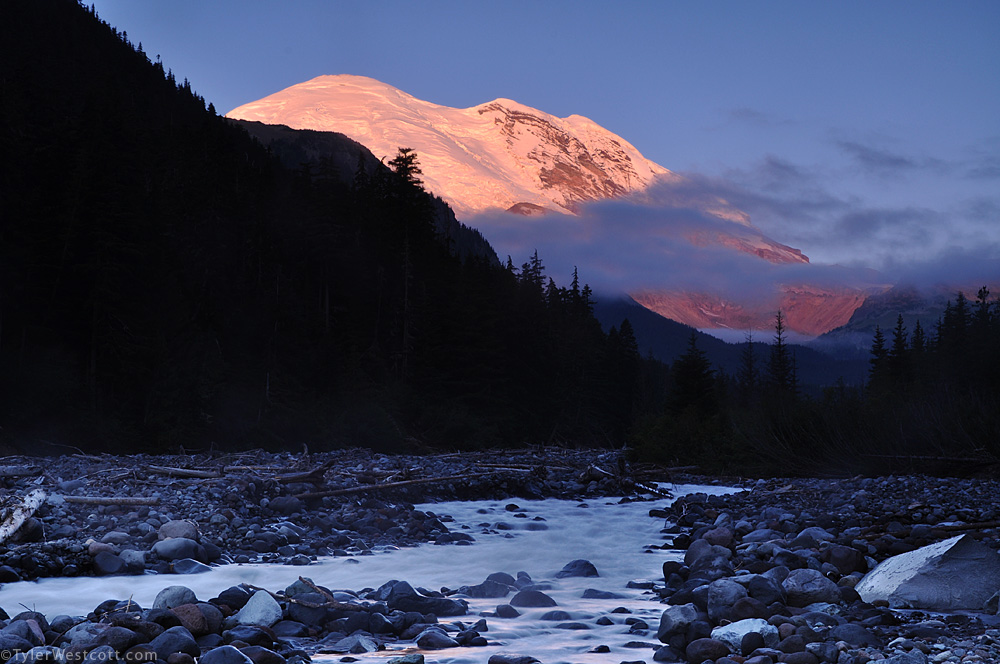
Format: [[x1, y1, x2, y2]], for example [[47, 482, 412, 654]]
[[836, 139, 922, 173], [727, 107, 795, 129], [470, 166, 998, 306], [470, 181, 881, 306]]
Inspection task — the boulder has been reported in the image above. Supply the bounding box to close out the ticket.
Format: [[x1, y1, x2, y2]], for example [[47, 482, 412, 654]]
[[458, 579, 512, 598], [415, 627, 459, 649], [154, 587, 198, 611], [198, 645, 253, 664], [707, 579, 747, 622], [555, 559, 599, 578], [149, 626, 199, 660], [376, 580, 468, 616], [782, 568, 841, 607], [487, 656, 540, 664], [509, 589, 557, 607], [152, 538, 203, 562], [855, 534, 1000, 610], [234, 591, 282, 627], [92, 552, 127, 576], [685, 539, 731, 566], [685, 637, 731, 663], [711, 619, 779, 651], [656, 603, 700, 643], [172, 559, 212, 574], [326, 634, 381, 654], [159, 520, 199, 541]]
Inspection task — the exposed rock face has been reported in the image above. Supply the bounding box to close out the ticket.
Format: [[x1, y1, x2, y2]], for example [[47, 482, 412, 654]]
[[228, 75, 876, 336], [632, 282, 870, 336], [227, 75, 671, 218], [855, 534, 1000, 610]]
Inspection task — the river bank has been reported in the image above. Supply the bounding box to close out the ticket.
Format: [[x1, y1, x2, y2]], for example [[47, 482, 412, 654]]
[[0, 449, 998, 663]]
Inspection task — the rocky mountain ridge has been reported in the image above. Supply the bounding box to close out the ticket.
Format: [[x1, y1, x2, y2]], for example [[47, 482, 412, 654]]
[[228, 75, 875, 336], [228, 74, 675, 217]]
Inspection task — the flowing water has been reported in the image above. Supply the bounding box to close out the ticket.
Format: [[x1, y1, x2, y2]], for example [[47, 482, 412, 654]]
[[0, 484, 739, 664]]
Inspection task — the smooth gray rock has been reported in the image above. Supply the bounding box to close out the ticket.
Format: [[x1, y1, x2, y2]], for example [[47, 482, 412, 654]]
[[855, 534, 1000, 610], [685, 637, 732, 662], [149, 626, 199, 660], [153, 586, 198, 610], [509, 589, 557, 607], [458, 579, 512, 598], [707, 579, 747, 622], [656, 603, 700, 642], [328, 634, 381, 654], [92, 551, 127, 576], [152, 537, 203, 562], [376, 580, 469, 617], [782, 568, 841, 607], [487, 656, 540, 664], [555, 559, 599, 578], [415, 628, 459, 649], [711, 618, 779, 651], [172, 558, 212, 574], [119, 549, 146, 574], [685, 538, 732, 566], [159, 520, 199, 541], [828, 623, 883, 647], [198, 645, 253, 664], [688, 554, 734, 582], [234, 590, 282, 627], [581, 588, 622, 599], [748, 574, 786, 605]]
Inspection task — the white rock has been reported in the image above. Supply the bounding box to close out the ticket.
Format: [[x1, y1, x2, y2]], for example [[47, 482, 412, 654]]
[[855, 534, 1000, 610], [234, 590, 283, 627], [711, 618, 779, 650]]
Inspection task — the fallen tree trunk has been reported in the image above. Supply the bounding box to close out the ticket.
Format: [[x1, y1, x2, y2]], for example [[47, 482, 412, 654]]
[[936, 520, 1000, 533], [581, 464, 673, 499], [61, 496, 161, 506], [147, 465, 221, 479], [275, 460, 336, 484], [0, 489, 46, 545], [296, 471, 493, 499], [0, 466, 42, 478]]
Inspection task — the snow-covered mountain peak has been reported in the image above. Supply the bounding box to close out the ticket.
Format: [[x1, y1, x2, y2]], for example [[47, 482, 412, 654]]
[[227, 74, 675, 217]]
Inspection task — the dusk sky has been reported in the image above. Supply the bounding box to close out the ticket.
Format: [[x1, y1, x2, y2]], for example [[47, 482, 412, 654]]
[[90, 1, 999, 285]]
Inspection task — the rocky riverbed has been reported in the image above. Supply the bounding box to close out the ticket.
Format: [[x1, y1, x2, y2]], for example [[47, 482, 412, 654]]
[[0, 449, 998, 664]]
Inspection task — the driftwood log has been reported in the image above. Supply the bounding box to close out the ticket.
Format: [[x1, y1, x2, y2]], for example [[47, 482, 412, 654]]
[[295, 471, 494, 499], [0, 466, 42, 478], [146, 465, 221, 479], [61, 495, 161, 506], [0, 488, 46, 545], [581, 464, 673, 498], [274, 460, 336, 484]]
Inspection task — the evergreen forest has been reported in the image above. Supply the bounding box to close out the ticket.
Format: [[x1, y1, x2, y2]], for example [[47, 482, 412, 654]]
[[2, 1, 997, 476]]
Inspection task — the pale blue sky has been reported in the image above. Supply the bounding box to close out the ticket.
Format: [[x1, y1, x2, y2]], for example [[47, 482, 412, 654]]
[[90, 1, 999, 277]]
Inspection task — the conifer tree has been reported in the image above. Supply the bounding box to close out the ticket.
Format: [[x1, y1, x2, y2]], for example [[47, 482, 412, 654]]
[[869, 325, 887, 384], [765, 311, 794, 397], [910, 320, 926, 354], [387, 147, 423, 187], [888, 314, 909, 384], [737, 330, 759, 403], [669, 333, 716, 416]]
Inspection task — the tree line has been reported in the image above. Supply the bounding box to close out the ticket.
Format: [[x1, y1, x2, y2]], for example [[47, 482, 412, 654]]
[[0, 0, 651, 454], [631, 290, 1000, 475]]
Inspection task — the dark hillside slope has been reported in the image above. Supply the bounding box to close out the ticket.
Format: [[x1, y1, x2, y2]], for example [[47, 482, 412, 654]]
[[232, 120, 497, 262], [0, 1, 639, 453]]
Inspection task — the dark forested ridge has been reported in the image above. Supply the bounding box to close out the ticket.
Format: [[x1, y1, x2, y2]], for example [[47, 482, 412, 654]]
[[0, 1, 645, 453], [3, 2, 996, 474]]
